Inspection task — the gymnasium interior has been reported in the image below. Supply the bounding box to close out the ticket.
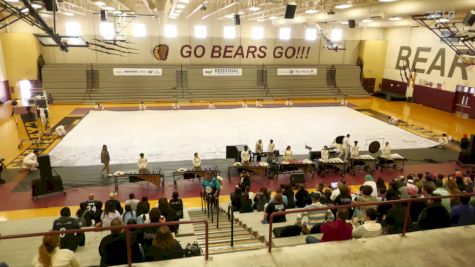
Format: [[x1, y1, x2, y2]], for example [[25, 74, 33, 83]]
[[1, 0, 475, 266]]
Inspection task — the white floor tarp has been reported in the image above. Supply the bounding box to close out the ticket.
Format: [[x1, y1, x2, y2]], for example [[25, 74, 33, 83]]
[[49, 107, 438, 167]]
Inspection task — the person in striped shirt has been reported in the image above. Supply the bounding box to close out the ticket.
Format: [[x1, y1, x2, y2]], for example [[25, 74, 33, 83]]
[[352, 208, 383, 239], [299, 192, 335, 233]]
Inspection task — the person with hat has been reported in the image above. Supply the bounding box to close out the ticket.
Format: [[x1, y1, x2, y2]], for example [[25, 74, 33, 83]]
[[363, 175, 378, 197]]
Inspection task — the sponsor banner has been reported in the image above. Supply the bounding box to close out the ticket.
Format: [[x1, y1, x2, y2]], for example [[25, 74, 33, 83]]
[[113, 68, 162, 76], [277, 68, 318, 76], [203, 68, 242, 76]]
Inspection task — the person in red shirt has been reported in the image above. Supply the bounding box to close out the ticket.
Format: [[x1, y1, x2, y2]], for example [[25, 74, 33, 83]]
[[306, 208, 352, 243]]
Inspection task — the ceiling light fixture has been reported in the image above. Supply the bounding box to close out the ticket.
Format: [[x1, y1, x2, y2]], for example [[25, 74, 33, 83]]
[[269, 16, 278, 20], [437, 18, 450, 23], [63, 12, 74, 16], [176, 3, 186, 9], [103, 6, 115, 11], [335, 2, 352, 9], [379, 0, 398, 2], [389, 16, 402, 21], [178, 0, 190, 3], [94, 1, 106, 7], [361, 19, 372, 23], [305, 9, 319, 14], [249, 6, 261, 12], [31, 3, 43, 9], [225, 14, 233, 19]]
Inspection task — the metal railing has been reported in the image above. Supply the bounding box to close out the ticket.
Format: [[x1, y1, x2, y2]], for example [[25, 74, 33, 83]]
[[0, 220, 209, 266], [267, 192, 475, 253], [201, 191, 220, 228]]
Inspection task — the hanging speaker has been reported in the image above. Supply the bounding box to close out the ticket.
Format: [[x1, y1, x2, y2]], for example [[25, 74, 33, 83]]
[[43, 0, 58, 12], [285, 3, 297, 19], [100, 10, 107, 22], [348, 19, 356, 28], [234, 14, 240, 25], [463, 10, 475, 27]]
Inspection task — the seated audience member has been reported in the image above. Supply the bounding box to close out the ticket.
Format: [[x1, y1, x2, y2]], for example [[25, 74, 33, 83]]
[[139, 101, 146, 111], [353, 185, 378, 221], [451, 196, 475, 226], [283, 184, 296, 209], [85, 193, 101, 212], [145, 226, 184, 261], [54, 125, 67, 137], [230, 185, 243, 212], [32, 234, 79, 267], [270, 187, 288, 206], [300, 193, 335, 233], [192, 152, 201, 170], [363, 175, 378, 197], [240, 193, 254, 213], [438, 133, 449, 148], [330, 181, 344, 201], [447, 179, 461, 207], [418, 193, 450, 230], [169, 192, 184, 219], [334, 185, 353, 216], [321, 188, 334, 205], [99, 218, 142, 266], [22, 149, 39, 171], [137, 153, 148, 173], [352, 208, 382, 239], [159, 198, 179, 233], [91, 200, 104, 226], [376, 177, 387, 191], [384, 195, 408, 234], [123, 204, 143, 225], [295, 184, 311, 208], [253, 187, 271, 211], [76, 202, 93, 227], [52, 207, 84, 252], [262, 193, 286, 224], [136, 196, 151, 217], [139, 208, 166, 255], [407, 184, 427, 224], [125, 193, 139, 212], [100, 201, 122, 227], [433, 179, 450, 213], [241, 146, 251, 165], [105, 192, 123, 214], [306, 208, 352, 244]]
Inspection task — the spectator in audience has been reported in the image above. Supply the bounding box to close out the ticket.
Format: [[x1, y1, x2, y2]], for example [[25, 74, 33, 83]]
[[253, 187, 271, 211], [269, 187, 288, 206], [76, 202, 92, 227], [352, 208, 382, 239], [384, 195, 408, 234], [85, 193, 101, 213], [139, 208, 166, 255], [315, 183, 325, 195], [451, 196, 475, 226], [262, 193, 286, 224], [145, 226, 184, 261], [136, 196, 151, 217], [376, 177, 386, 191], [283, 184, 296, 209], [353, 185, 378, 221], [306, 208, 352, 244], [321, 188, 334, 205], [300, 192, 335, 233], [99, 218, 142, 266], [105, 192, 123, 214], [330, 181, 345, 201], [407, 184, 427, 224], [169, 192, 184, 219], [334, 185, 352, 217], [91, 200, 103, 226], [32, 234, 79, 267], [240, 171, 251, 191], [159, 198, 180, 233], [52, 207, 84, 252], [283, 146, 293, 161], [295, 184, 311, 208], [137, 153, 148, 173], [363, 175, 378, 197], [100, 145, 110, 176], [125, 193, 140, 212], [446, 179, 461, 207], [101, 200, 121, 227], [456, 176, 466, 192], [241, 146, 251, 165], [418, 193, 450, 230], [123, 204, 143, 225], [464, 176, 474, 193], [240, 193, 254, 213], [192, 152, 201, 170], [230, 185, 242, 212]]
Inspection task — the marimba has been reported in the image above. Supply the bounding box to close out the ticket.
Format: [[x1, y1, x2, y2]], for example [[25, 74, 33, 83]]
[[350, 154, 377, 175], [278, 160, 316, 178], [172, 167, 220, 185], [113, 169, 164, 191], [377, 153, 407, 171], [317, 158, 346, 177], [228, 162, 269, 179]]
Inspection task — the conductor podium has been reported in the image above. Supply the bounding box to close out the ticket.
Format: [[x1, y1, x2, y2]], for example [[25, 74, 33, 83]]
[[31, 154, 64, 199]]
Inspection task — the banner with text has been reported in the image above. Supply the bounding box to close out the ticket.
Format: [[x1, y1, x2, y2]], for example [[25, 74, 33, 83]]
[[113, 68, 163, 76], [203, 68, 242, 76], [277, 68, 318, 76]]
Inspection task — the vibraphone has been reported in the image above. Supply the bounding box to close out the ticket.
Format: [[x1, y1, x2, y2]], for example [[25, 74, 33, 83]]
[[228, 162, 269, 179], [251, 150, 280, 161], [350, 154, 377, 175], [113, 169, 164, 191], [317, 158, 347, 177], [278, 160, 316, 178], [172, 167, 220, 185], [378, 153, 407, 171]]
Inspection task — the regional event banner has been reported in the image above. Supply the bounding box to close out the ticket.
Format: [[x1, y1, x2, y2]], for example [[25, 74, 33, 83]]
[[203, 68, 242, 76], [113, 68, 163, 76], [277, 68, 318, 76]]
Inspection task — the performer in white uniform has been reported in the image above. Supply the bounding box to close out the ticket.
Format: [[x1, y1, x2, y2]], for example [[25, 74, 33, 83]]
[[438, 134, 449, 148], [255, 139, 263, 162], [351, 141, 360, 159], [55, 125, 67, 137], [172, 102, 180, 110], [95, 103, 104, 111], [137, 153, 148, 173], [38, 107, 47, 127], [321, 146, 329, 162], [241, 146, 251, 165], [139, 101, 146, 111], [22, 150, 39, 170], [193, 152, 201, 170], [255, 99, 263, 108], [241, 100, 248, 108], [340, 134, 350, 160], [208, 101, 216, 110], [283, 146, 293, 161], [284, 99, 293, 107]]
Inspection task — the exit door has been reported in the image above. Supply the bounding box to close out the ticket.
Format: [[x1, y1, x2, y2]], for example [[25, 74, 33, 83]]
[[454, 85, 474, 119]]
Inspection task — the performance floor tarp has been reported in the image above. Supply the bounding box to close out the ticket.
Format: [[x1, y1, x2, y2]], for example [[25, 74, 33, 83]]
[[49, 107, 439, 167]]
